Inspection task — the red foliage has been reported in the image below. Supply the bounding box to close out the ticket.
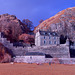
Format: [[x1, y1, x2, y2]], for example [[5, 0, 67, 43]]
[[19, 34, 34, 44]]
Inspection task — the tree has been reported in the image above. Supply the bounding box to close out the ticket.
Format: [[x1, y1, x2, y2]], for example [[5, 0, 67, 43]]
[[22, 19, 34, 33], [0, 14, 22, 42], [19, 34, 34, 44]]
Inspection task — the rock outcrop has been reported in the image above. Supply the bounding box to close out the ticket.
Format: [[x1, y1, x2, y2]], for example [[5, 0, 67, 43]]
[[34, 7, 75, 42], [0, 43, 11, 63]]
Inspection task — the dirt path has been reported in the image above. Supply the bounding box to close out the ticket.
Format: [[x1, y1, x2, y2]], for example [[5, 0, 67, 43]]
[[0, 63, 75, 75]]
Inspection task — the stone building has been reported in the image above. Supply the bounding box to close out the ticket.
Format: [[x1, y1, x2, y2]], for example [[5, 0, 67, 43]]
[[35, 31, 60, 46]]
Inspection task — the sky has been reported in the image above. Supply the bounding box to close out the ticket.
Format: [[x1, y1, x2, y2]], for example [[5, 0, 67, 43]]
[[0, 0, 75, 27]]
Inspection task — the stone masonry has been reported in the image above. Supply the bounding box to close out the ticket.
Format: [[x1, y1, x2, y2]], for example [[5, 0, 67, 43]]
[[35, 31, 60, 46], [0, 32, 70, 58], [28, 44, 70, 58]]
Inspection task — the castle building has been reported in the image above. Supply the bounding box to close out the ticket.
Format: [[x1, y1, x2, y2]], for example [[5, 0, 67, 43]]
[[35, 31, 60, 46]]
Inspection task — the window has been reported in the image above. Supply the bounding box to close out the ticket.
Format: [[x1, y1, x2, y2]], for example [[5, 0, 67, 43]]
[[54, 37, 56, 39], [43, 32, 45, 35], [44, 36, 45, 39], [44, 40, 46, 44], [48, 33, 50, 35], [74, 42, 75, 46], [49, 36, 50, 39], [53, 33, 55, 35], [49, 41, 51, 44], [30, 56, 32, 59], [54, 41, 56, 44]]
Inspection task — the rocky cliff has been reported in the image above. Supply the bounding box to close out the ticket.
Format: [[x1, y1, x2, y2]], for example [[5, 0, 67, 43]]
[[34, 7, 75, 42]]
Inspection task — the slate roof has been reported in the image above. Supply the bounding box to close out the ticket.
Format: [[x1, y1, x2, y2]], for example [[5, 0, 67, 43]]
[[25, 52, 45, 56], [39, 30, 58, 36]]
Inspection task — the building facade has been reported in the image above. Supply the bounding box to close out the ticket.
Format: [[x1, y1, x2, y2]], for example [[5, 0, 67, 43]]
[[35, 31, 60, 46]]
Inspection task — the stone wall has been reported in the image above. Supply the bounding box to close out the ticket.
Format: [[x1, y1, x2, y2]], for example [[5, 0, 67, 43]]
[[40, 36, 60, 46], [0, 32, 28, 56], [0, 32, 70, 58], [35, 31, 41, 46], [45, 58, 75, 64], [14, 56, 75, 64], [14, 56, 45, 63], [35, 31, 60, 46], [28, 44, 70, 58]]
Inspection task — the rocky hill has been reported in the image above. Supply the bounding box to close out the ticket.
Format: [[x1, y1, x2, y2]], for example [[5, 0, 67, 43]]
[[0, 14, 34, 44], [0, 14, 22, 42], [34, 7, 75, 42]]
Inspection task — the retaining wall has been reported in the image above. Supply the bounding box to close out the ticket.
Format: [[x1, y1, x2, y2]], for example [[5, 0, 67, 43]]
[[0, 32, 70, 58], [14, 56, 45, 63], [14, 56, 75, 64], [28, 45, 70, 58]]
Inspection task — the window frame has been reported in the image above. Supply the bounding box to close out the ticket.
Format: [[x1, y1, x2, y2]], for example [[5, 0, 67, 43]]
[[49, 36, 51, 39], [49, 41, 51, 44], [54, 41, 56, 44], [54, 37, 56, 39], [44, 40, 46, 44]]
